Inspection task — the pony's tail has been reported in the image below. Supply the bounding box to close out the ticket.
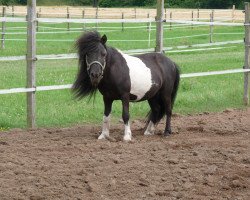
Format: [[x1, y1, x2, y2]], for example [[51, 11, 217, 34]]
[[171, 63, 180, 108]]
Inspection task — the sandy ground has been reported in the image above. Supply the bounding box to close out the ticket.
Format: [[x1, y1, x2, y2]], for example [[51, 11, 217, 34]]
[[0, 6, 244, 21], [0, 108, 249, 200]]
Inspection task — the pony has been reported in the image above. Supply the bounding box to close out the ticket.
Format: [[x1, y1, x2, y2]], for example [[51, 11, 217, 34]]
[[73, 31, 180, 141]]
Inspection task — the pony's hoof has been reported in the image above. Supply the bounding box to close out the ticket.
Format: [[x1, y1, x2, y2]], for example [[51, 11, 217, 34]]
[[164, 131, 172, 137], [123, 135, 132, 141], [98, 135, 105, 140], [98, 132, 109, 140], [144, 130, 154, 135]]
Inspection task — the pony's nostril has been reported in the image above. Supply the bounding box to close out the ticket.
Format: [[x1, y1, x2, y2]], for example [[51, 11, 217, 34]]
[[90, 73, 100, 78]]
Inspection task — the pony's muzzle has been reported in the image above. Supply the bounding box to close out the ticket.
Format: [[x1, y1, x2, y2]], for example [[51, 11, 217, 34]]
[[90, 72, 101, 79], [90, 72, 102, 87], [88, 63, 104, 87]]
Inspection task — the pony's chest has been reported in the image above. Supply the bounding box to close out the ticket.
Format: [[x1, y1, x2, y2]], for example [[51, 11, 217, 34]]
[[122, 54, 152, 101]]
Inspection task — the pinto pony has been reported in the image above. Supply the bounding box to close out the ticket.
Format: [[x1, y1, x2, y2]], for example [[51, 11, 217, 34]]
[[73, 31, 180, 141]]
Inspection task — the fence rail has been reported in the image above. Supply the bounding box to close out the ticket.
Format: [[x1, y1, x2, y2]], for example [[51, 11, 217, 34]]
[[1, 69, 249, 95], [0, 40, 243, 61]]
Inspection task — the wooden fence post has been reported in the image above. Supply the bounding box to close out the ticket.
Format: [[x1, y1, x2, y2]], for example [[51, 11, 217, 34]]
[[232, 4, 235, 22], [134, 8, 137, 18], [147, 13, 150, 31], [82, 10, 85, 30], [244, 2, 250, 105], [12, 5, 14, 17], [210, 10, 214, 43], [67, 7, 70, 31], [95, 7, 98, 29], [191, 10, 194, 29], [155, 0, 164, 53], [197, 8, 200, 21], [26, 0, 37, 128], [122, 12, 124, 31], [36, 11, 39, 32], [170, 11, 172, 30], [1, 7, 6, 49]]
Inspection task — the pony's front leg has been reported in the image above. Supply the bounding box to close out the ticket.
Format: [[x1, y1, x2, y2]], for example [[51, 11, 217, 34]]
[[98, 97, 113, 140], [121, 95, 132, 141]]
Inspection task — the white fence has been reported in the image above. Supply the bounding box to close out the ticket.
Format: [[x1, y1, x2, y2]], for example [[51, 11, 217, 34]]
[[0, 0, 249, 128]]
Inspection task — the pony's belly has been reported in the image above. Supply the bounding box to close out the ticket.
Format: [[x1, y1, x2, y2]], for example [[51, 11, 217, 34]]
[[121, 53, 152, 101]]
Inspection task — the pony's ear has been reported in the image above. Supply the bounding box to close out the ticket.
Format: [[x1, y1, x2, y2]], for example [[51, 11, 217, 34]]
[[101, 34, 107, 44]]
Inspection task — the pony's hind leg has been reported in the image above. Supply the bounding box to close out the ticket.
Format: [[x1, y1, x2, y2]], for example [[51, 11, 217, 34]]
[[163, 97, 172, 136], [98, 97, 113, 139], [121, 95, 132, 141], [144, 97, 161, 135]]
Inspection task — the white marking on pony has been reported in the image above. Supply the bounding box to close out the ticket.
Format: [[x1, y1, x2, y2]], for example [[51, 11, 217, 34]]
[[123, 122, 132, 141], [120, 51, 152, 101], [98, 115, 110, 139], [144, 121, 155, 135]]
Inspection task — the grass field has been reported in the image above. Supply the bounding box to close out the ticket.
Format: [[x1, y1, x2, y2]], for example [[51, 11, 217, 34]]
[[0, 20, 248, 129]]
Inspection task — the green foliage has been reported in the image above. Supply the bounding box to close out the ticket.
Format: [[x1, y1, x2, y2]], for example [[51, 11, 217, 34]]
[[67, 0, 92, 6], [0, 0, 15, 6], [99, 0, 155, 7]]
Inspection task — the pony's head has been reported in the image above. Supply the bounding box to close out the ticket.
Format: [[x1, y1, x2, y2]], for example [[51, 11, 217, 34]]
[[73, 31, 107, 98]]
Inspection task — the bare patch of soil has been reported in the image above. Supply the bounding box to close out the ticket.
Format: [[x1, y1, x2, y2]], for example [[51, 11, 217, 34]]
[[0, 108, 249, 200], [2, 6, 244, 21]]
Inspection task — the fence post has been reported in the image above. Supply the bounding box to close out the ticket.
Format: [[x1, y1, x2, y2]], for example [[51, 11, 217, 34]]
[[148, 21, 151, 48], [95, 7, 98, 29], [244, 2, 250, 105], [147, 13, 150, 31], [155, 0, 164, 53], [36, 11, 39, 32], [12, 5, 14, 17], [210, 10, 214, 43], [165, 8, 167, 20], [67, 7, 70, 31], [122, 12, 124, 31], [191, 10, 194, 29], [170, 11, 172, 30], [82, 10, 85, 30], [197, 8, 200, 21], [1, 7, 6, 49], [26, 0, 37, 128], [134, 8, 136, 18], [232, 4, 235, 22]]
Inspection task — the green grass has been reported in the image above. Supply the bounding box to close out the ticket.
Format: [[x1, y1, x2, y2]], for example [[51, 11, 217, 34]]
[[0, 21, 248, 129]]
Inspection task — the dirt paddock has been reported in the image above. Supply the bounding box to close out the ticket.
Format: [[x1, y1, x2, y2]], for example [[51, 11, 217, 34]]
[[0, 108, 249, 200]]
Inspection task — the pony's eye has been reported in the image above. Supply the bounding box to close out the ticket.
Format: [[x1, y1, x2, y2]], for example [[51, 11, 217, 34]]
[[101, 52, 107, 57]]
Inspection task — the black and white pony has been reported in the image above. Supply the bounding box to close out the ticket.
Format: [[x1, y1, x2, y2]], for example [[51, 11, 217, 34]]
[[73, 31, 180, 141]]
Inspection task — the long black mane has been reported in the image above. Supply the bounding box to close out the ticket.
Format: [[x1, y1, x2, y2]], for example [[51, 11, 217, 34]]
[[72, 31, 105, 99]]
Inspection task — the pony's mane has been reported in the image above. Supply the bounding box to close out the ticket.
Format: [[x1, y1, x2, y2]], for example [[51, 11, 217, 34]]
[[72, 31, 104, 99]]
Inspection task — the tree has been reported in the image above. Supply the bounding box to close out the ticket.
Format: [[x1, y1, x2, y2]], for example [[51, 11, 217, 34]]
[[0, 0, 14, 6], [93, 0, 99, 7]]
